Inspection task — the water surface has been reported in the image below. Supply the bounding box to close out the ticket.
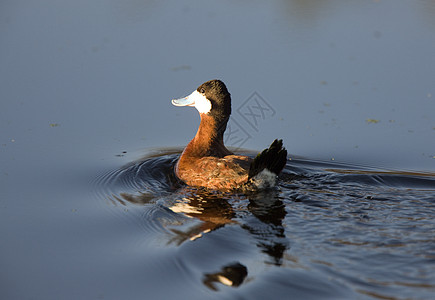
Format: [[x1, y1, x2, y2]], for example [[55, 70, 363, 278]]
[[1, 0, 435, 299], [90, 149, 435, 299]]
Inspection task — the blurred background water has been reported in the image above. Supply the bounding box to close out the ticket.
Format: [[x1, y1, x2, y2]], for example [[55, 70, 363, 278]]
[[1, 1, 435, 299]]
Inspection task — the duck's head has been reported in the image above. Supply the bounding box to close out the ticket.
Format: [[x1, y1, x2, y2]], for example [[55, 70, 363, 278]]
[[172, 80, 231, 125]]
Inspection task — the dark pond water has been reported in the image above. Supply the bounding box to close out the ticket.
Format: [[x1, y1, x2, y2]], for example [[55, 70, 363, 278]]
[[1, 0, 435, 299]]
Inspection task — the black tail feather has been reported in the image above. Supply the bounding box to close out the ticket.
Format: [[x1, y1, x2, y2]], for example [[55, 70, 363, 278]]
[[248, 139, 287, 180]]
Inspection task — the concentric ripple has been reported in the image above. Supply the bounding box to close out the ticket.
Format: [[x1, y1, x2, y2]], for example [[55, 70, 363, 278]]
[[92, 149, 435, 298]]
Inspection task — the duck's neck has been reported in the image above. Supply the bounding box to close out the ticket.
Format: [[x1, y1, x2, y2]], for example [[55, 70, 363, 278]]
[[184, 114, 232, 158]]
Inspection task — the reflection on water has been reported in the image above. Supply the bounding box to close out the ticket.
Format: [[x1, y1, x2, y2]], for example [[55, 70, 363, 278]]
[[94, 149, 435, 299], [203, 262, 248, 291], [244, 190, 288, 266], [166, 189, 236, 245], [108, 159, 290, 266]]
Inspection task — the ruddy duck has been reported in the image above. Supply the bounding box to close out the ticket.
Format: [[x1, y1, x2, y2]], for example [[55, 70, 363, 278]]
[[172, 79, 287, 192]]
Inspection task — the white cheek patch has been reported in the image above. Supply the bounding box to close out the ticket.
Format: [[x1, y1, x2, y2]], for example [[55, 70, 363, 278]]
[[188, 90, 212, 114]]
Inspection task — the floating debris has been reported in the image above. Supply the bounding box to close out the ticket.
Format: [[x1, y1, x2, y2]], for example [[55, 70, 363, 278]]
[[49, 123, 60, 127], [115, 151, 127, 157], [366, 119, 380, 124]]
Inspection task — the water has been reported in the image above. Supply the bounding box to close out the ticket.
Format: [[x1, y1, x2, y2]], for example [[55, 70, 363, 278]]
[[2, 148, 434, 299], [2, 0, 435, 299], [4, 147, 433, 299], [90, 150, 435, 299]]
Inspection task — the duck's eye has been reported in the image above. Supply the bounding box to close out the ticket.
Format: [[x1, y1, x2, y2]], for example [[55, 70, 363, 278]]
[[200, 88, 205, 94]]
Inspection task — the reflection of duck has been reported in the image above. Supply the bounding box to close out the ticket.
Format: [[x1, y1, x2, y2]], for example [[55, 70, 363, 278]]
[[167, 188, 236, 244], [172, 79, 287, 192], [104, 151, 289, 262], [245, 190, 288, 266], [166, 187, 288, 265], [203, 262, 248, 291]]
